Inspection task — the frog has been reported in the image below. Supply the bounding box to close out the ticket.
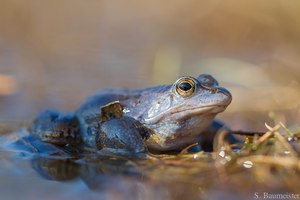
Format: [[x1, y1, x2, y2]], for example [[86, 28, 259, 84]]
[[28, 74, 234, 157]]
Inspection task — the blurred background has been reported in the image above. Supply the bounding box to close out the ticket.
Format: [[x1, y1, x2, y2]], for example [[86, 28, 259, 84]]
[[1, 0, 300, 131]]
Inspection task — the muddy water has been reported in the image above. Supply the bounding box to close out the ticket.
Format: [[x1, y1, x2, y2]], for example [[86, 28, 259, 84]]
[[0, 144, 143, 199], [0, 128, 292, 200], [0, 137, 198, 200], [0, 127, 249, 200], [0, 153, 152, 200]]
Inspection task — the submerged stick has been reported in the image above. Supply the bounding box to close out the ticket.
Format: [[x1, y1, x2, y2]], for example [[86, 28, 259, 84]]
[[232, 131, 265, 136]]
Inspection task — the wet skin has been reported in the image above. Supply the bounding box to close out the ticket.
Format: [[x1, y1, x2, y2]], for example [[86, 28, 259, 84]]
[[30, 74, 232, 156]]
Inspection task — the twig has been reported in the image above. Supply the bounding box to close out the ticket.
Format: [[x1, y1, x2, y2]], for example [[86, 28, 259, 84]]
[[232, 131, 265, 136], [255, 124, 281, 144]]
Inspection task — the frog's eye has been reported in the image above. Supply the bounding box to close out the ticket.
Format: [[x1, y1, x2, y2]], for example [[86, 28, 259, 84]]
[[175, 77, 196, 97]]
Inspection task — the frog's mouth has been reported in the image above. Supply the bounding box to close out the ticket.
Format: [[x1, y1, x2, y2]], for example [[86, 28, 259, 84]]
[[144, 104, 227, 124]]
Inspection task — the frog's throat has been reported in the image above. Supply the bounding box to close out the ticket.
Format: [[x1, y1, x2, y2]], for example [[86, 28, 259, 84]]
[[143, 104, 226, 124]]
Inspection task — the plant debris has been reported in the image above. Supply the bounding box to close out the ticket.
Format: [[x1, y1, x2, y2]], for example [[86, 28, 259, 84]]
[[134, 122, 300, 198]]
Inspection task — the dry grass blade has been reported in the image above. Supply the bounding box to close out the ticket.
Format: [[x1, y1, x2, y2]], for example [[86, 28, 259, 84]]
[[213, 129, 232, 152], [254, 123, 281, 145], [177, 143, 199, 157], [274, 131, 298, 157], [279, 121, 295, 137]]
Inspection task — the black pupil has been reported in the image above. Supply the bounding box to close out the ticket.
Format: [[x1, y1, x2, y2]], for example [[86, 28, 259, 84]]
[[179, 82, 192, 91]]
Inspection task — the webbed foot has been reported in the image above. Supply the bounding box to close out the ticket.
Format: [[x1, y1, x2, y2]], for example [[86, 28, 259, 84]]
[[30, 110, 81, 146]]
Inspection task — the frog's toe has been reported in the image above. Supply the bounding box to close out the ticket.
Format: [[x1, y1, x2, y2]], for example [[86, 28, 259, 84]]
[[6, 134, 71, 158]]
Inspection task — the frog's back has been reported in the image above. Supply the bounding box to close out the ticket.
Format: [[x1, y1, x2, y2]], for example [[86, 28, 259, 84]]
[[75, 89, 141, 117]]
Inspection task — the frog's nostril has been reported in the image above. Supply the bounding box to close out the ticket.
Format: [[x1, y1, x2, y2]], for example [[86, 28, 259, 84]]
[[201, 84, 231, 98], [209, 87, 218, 94], [200, 83, 215, 92], [216, 87, 232, 98]]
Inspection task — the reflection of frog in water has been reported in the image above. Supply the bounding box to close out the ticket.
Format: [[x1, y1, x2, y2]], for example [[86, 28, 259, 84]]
[[28, 74, 235, 157], [31, 156, 143, 190]]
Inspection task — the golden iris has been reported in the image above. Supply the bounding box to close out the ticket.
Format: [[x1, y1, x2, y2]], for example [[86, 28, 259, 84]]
[[175, 78, 196, 97]]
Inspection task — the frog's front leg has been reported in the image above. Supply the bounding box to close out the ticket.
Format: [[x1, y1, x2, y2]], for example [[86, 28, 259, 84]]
[[30, 110, 81, 146], [96, 116, 149, 158], [96, 101, 150, 158]]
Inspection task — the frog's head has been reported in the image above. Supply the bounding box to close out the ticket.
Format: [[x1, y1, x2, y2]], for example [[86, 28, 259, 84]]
[[137, 74, 232, 151]]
